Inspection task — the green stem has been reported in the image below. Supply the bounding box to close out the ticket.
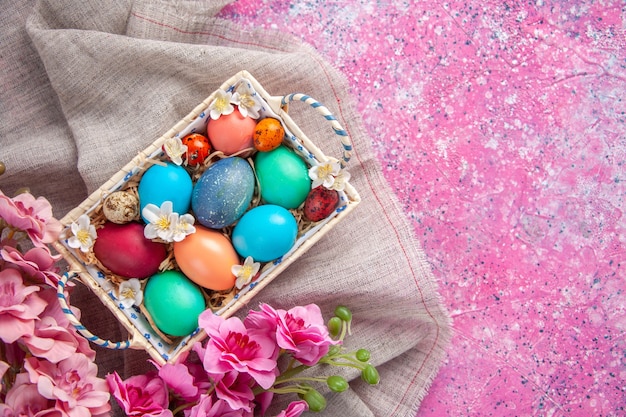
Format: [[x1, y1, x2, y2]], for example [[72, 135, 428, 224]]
[[172, 401, 197, 415]]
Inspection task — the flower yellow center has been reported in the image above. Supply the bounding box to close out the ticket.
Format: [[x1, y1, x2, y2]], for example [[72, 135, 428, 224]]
[[214, 96, 230, 111], [121, 288, 136, 299], [239, 94, 255, 108], [156, 216, 170, 230], [318, 164, 334, 179], [240, 264, 253, 279], [76, 229, 91, 245]]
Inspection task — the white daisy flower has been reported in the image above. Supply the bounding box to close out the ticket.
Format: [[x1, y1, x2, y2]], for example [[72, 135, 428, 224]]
[[117, 278, 143, 309], [142, 201, 177, 242], [232, 81, 262, 119], [163, 137, 187, 165], [232, 256, 261, 289], [330, 168, 351, 192], [67, 214, 97, 253], [172, 213, 196, 242], [309, 159, 341, 189], [208, 89, 235, 120]]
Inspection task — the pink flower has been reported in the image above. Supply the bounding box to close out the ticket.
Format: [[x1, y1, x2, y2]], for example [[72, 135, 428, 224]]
[[1, 245, 62, 287], [24, 354, 111, 417], [106, 371, 172, 417], [0, 268, 47, 343], [213, 371, 255, 412], [157, 358, 210, 403], [245, 303, 338, 366], [186, 395, 247, 417], [197, 311, 278, 390], [0, 373, 57, 417], [0, 190, 62, 248], [274, 400, 309, 417], [22, 316, 80, 363]]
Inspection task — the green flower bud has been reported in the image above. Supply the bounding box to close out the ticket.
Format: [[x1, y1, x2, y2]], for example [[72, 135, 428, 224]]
[[328, 317, 342, 337], [327, 375, 349, 393], [361, 364, 380, 385], [334, 305, 352, 322], [327, 344, 342, 356], [303, 388, 327, 412], [355, 349, 371, 362]]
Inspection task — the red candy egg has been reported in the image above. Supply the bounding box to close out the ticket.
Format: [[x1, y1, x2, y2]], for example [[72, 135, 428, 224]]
[[93, 221, 167, 279], [303, 187, 340, 221], [182, 133, 211, 166], [207, 108, 256, 156]]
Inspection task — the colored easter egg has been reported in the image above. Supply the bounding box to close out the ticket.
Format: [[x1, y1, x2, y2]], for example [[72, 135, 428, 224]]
[[102, 191, 139, 224], [138, 162, 193, 222], [182, 133, 211, 166], [231, 205, 298, 262], [192, 157, 255, 229], [254, 117, 284, 152], [207, 108, 256, 155], [92, 221, 167, 278], [143, 270, 206, 337], [304, 187, 340, 221], [254, 145, 311, 209], [173, 226, 239, 290]]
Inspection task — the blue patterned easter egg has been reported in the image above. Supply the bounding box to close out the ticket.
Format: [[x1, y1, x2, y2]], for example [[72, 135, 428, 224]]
[[192, 157, 255, 229]]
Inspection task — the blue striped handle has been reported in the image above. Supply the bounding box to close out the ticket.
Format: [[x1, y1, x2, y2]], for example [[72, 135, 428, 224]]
[[281, 93, 353, 167], [57, 272, 131, 350]]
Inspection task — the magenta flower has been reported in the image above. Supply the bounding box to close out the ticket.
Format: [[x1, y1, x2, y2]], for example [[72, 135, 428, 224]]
[[187, 395, 247, 417], [0, 190, 62, 248], [0, 373, 56, 416], [197, 311, 278, 389], [106, 371, 173, 417], [24, 354, 111, 417], [0, 268, 47, 343], [274, 400, 309, 417], [245, 303, 338, 366], [1, 245, 62, 287]]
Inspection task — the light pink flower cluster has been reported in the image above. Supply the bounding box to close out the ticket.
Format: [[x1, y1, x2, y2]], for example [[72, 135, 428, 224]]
[[107, 303, 340, 416], [0, 189, 111, 417]]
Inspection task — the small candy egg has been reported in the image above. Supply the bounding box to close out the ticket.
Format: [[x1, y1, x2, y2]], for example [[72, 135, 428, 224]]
[[93, 221, 167, 278], [304, 187, 340, 222], [254, 145, 311, 209], [102, 191, 139, 224], [253, 117, 284, 152], [173, 226, 239, 290], [207, 108, 256, 155], [192, 157, 255, 229], [143, 270, 206, 337], [182, 133, 211, 166], [231, 205, 298, 262], [137, 162, 193, 222]]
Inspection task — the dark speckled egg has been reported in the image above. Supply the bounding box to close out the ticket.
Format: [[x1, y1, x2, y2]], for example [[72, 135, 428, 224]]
[[192, 157, 255, 229], [304, 187, 340, 222]]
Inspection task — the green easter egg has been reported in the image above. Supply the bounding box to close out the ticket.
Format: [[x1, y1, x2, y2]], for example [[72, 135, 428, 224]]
[[143, 270, 206, 337], [254, 145, 311, 209]]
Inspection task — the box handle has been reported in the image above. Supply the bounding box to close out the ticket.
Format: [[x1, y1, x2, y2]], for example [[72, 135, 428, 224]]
[[280, 93, 353, 168], [57, 272, 132, 350]]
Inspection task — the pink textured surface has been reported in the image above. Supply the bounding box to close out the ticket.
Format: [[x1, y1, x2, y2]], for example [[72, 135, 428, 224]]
[[220, 2, 626, 416]]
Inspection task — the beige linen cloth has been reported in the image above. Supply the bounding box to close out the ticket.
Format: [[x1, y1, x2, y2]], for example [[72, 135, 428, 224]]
[[0, 1, 451, 415]]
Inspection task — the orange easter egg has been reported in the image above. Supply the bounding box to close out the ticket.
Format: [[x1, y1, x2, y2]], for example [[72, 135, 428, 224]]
[[253, 117, 284, 152], [173, 226, 238, 291], [207, 108, 256, 156]]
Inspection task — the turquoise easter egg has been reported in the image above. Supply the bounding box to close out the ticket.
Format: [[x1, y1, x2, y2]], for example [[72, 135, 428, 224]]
[[138, 162, 193, 221], [143, 270, 206, 337], [192, 157, 255, 229], [231, 204, 298, 262], [254, 145, 311, 209]]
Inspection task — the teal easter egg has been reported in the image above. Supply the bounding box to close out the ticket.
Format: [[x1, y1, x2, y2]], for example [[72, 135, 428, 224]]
[[231, 204, 298, 262], [254, 145, 311, 209], [138, 162, 193, 221], [192, 157, 255, 229], [143, 270, 206, 337]]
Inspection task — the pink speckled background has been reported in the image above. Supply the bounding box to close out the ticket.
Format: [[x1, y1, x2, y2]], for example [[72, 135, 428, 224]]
[[219, 1, 625, 416]]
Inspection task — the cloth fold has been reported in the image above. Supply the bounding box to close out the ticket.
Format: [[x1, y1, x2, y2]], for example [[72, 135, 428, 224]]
[[1, 0, 451, 415]]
